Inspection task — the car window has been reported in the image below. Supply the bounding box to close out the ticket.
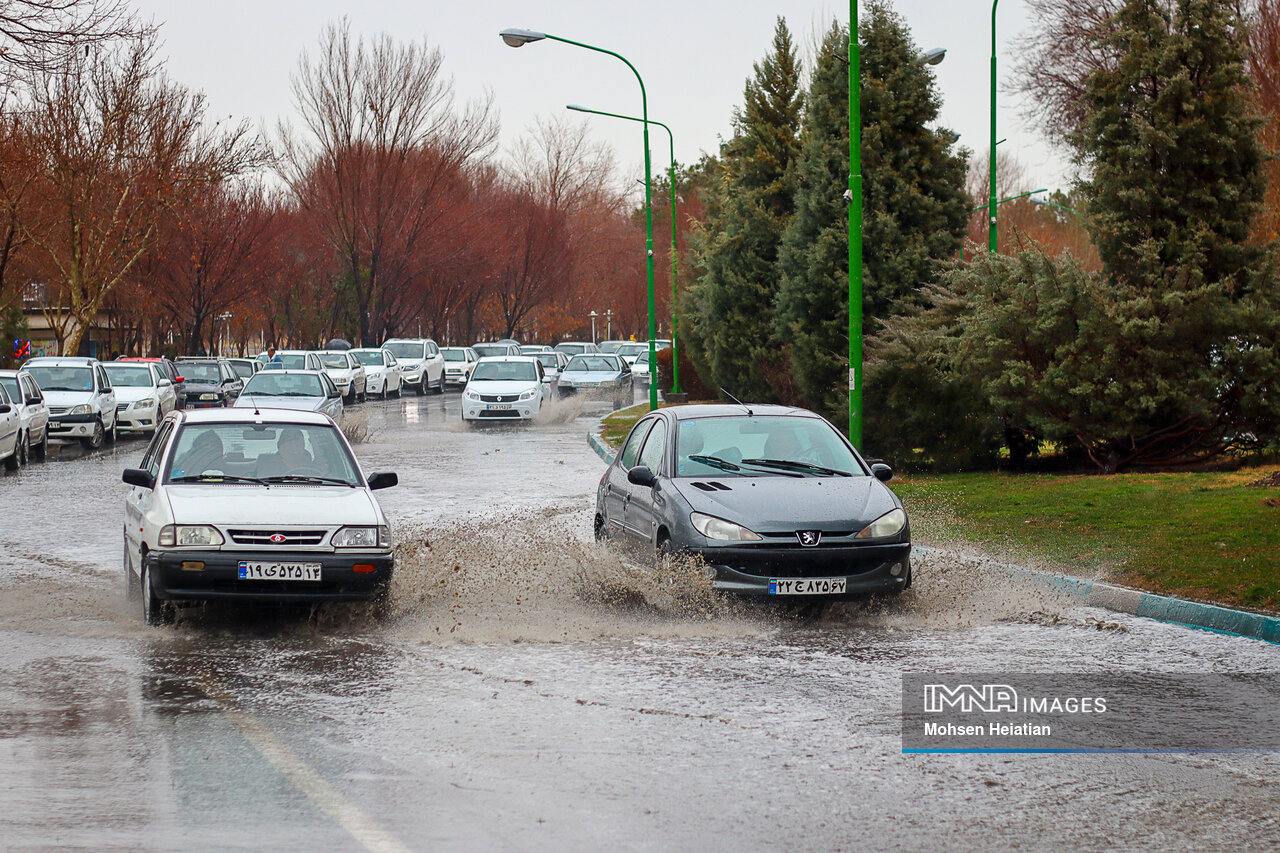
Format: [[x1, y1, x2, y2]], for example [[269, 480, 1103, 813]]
[[97, 366, 110, 390], [427, 342, 439, 356], [384, 342, 424, 360], [104, 364, 156, 387], [0, 376, 17, 403], [636, 419, 667, 472], [0, 382, 10, 405], [675, 415, 861, 477], [320, 353, 350, 369], [565, 356, 618, 373], [320, 373, 338, 395], [357, 350, 384, 366], [229, 361, 255, 379], [142, 420, 175, 478], [619, 419, 655, 470], [165, 422, 360, 483]]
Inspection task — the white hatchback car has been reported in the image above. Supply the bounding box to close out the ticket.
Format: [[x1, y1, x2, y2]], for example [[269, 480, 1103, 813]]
[[460, 356, 550, 423], [350, 348, 403, 399], [440, 346, 479, 387], [382, 339, 446, 395], [0, 380, 22, 471], [318, 350, 368, 403], [0, 369, 49, 465], [21, 356, 118, 449], [122, 408, 399, 624], [103, 361, 177, 435]]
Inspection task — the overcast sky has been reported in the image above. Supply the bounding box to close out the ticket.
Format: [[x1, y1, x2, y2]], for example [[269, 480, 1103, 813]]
[[131, 0, 1072, 192]]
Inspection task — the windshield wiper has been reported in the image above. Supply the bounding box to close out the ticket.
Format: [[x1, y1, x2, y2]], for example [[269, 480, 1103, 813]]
[[741, 458, 852, 477], [170, 474, 268, 485], [687, 454, 742, 472], [260, 475, 353, 486]]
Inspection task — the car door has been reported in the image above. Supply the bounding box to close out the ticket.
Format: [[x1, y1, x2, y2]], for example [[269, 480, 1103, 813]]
[[126, 418, 175, 561], [152, 365, 176, 414], [320, 373, 343, 419], [0, 383, 17, 458], [21, 374, 48, 442], [603, 417, 655, 536], [624, 417, 669, 544], [96, 365, 117, 428], [222, 363, 243, 401]]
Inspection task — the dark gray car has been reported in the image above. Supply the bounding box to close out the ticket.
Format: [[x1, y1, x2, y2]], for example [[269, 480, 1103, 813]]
[[595, 404, 911, 598]]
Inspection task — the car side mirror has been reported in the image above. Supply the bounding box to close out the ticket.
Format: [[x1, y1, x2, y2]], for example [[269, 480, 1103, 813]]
[[367, 472, 398, 490], [122, 468, 155, 489], [627, 465, 657, 487], [27, 397, 40, 406], [870, 463, 893, 482], [158, 378, 172, 387], [175, 376, 185, 383], [0, 403, 10, 414]]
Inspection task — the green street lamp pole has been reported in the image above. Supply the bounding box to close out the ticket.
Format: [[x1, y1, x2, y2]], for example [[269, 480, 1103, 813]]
[[500, 28, 659, 411], [970, 188, 1048, 212], [988, 0, 1000, 253], [567, 103, 682, 395], [848, 1, 864, 447]]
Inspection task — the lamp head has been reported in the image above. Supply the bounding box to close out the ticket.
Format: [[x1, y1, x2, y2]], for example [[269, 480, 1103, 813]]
[[921, 47, 947, 66], [500, 28, 547, 48], [566, 104, 588, 113]]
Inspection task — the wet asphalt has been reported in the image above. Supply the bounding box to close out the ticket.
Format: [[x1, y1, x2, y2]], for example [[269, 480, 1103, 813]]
[[1, 389, 1277, 852]]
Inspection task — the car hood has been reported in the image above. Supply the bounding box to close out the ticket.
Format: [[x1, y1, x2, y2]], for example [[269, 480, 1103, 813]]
[[42, 390, 98, 407], [465, 380, 538, 395], [560, 371, 620, 384], [233, 395, 329, 412], [114, 387, 160, 403], [164, 484, 382, 526], [182, 380, 221, 392], [671, 475, 900, 530]]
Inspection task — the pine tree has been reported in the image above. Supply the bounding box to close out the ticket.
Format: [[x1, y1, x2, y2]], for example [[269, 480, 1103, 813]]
[[775, 3, 969, 424], [688, 18, 802, 400]]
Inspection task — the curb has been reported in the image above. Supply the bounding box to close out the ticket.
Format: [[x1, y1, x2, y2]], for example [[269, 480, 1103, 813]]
[[582, 432, 1279, 646]]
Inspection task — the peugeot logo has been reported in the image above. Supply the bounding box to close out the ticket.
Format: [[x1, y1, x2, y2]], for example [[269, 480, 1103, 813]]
[[270, 533, 286, 544], [796, 530, 822, 547]]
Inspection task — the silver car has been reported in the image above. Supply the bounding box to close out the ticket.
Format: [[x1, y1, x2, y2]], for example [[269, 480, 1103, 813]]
[[233, 370, 344, 420]]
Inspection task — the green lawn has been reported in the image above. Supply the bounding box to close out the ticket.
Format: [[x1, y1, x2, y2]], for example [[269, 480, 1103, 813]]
[[891, 468, 1280, 612], [599, 403, 672, 447]]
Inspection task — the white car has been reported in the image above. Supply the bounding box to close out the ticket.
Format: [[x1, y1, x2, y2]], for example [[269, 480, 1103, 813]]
[[350, 348, 403, 399], [21, 356, 119, 449], [258, 350, 325, 372], [234, 370, 344, 420], [121, 407, 399, 624], [461, 356, 550, 423], [0, 369, 49, 464], [319, 350, 368, 403], [0, 379, 22, 471], [381, 339, 445, 395], [104, 361, 178, 435], [441, 346, 479, 387], [530, 350, 570, 387], [613, 342, 649, 366], [630, 351, 656, 385]]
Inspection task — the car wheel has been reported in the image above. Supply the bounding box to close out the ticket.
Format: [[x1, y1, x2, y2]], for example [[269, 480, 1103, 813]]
[[593, 514, 606, 542], [3, 435, 19, 471], [431, 373, 444, 394], [123, 535, 140, 602], [18, 431, 28, 466], [104, 416, 117, 444], [81, 418, 105, 450], [417, 375, 428, 395], [141, 554, 175, 626], [32, 430, 47, 462]]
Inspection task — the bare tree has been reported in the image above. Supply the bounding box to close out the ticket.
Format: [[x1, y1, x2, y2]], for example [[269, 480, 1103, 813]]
[[279, 18, 498, 345], [0, 0, 148, 86], [1248, 0, 1280, 243]]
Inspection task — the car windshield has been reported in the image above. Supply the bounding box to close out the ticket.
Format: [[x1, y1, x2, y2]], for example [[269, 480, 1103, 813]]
[[535, 354, 560, 369], [180, 363, 221, 382], [472, 344, 509, 358], [104, 364, 155, 387], [565, 356, 618, 373], [597, 342, 623, 353], [277, 354, 310, 370], [616, 343, 647, 357], [320, 353, 351, 369], [470, 361, 536, 381], [165, 422, 360, 485], [675, 415, 861, 478], [555, 343, 587, 355], [242, 373, 325, 397], [228, 361, 255, 379], [22, 366, 93, 392], [354, 350, 384, 366], [383, 342, 424, 359], [441, 349, 467, 362]]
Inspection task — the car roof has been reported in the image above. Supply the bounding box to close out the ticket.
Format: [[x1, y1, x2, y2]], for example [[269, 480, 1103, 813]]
[[663, 403, 818, 421], [175, 358, 224, 365], [475, 355, 539, 363], [275, 349, 315, 354], [23, 356, 99, 366], [116, 356, 165, 362], [248, 369, 326, 376], [176, 406, 333, 425]]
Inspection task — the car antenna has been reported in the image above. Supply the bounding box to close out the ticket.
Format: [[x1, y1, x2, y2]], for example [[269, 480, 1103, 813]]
[[720, 388, 752, 417]]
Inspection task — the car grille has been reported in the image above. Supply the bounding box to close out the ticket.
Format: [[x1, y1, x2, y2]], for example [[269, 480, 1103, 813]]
[[477, 410, 521, 418], [227, 529, 327, 546], [117, 403, 129, 412], [47, 406, 70, 415], [479, 393, 522, 403]]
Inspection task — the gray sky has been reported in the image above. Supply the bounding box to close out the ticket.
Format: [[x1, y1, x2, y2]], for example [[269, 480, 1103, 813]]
[[132, 0, 1072, 191]]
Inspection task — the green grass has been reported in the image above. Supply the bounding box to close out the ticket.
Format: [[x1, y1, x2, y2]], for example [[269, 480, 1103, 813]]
[[891, 467, 1280, 612], [600, 402, 673, 447]]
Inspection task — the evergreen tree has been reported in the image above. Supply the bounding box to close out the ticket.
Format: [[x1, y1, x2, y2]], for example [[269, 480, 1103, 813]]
[[688, 18, 802, 400], [775, 4, 968, 424]]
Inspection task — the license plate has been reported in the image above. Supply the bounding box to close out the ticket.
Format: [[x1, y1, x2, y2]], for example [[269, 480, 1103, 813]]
[[238, 561, 322, 581], [49, 421, 62, 429], [485, 404, 512, 410], [769, 577, 847, 595]]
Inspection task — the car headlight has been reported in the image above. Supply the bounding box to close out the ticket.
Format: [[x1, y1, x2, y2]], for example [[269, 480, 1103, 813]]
[[855, 508, 907, 540], [518, 389, 537, 401], [332, 525, 388, 548], [200, 393, 218, 401], [159, 524, 224, 547], [135, 398, 157, 408], [68, 404, 91, 415], [690, 511, 762, 542], [464, 390, 480, 401]]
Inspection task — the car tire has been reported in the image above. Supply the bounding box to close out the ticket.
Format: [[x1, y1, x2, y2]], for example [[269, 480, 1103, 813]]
[[81, 418, 105, 450], [417, 375, 428, 396], [141, 554, 175, 626], [31, 430, 47, 463], [431, 373, 444, 394], [104, 416, 117, 444], [593, 514, 606, 542], [3, 435, 19, 471], [123, 535, 140, 602]]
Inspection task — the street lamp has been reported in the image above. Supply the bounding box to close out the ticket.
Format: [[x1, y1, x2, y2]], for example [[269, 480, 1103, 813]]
[[1031, 196, 1083, 218], [604, 309, 613, 340], [970, 188, 1048, 212], [989, 0, 1000, 253], [589, 310, 599, 344], [568, 103, 681, 395], [500, 27, 659, 412], [216, 311, 233, 357]]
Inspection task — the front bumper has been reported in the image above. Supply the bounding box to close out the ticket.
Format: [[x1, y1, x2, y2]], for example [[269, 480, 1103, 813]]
[[444, 371, 468, 386], [147, 549, 393, 602], [462, 400, 538, 420], [695, 541, 911, 597], [117, 409, 159, 431], [186, 391, 225, 408], [559, 384, 620, 398], [47, 412, 98, 438]]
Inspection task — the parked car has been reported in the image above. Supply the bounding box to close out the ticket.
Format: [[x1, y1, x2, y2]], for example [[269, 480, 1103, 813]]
[[519, 345, 553, 355], [0, 369, 49, 464], [233, 370, 344, 420], [472, 342, 522, 359], [224, 358, 260, 381], [319, 350, 368, 403], [258, 350, 325, 372], [596, 404, 911, 599], [440, 346, 480, 387], [554, 341, 600, 357], [118, 356, 187, 409], [613, 341, 650, 366], [557, 353, 633, 408], [597, 340, 628, 354], [460, 356, 550, 423], [0, 379, 23, 471], [121, 407, 398, 624], [630, 351, 656, 385], [21, 356, 119, 449], [381, 339, 445, 395], [177, 359, 243, 408], [103, 361, 178, 435], [350, 348, 403, 399], [530, 350, 570, 387]]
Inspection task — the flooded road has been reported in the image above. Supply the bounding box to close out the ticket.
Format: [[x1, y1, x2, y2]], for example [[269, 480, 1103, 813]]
[[2, 391, 1277, 852]]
